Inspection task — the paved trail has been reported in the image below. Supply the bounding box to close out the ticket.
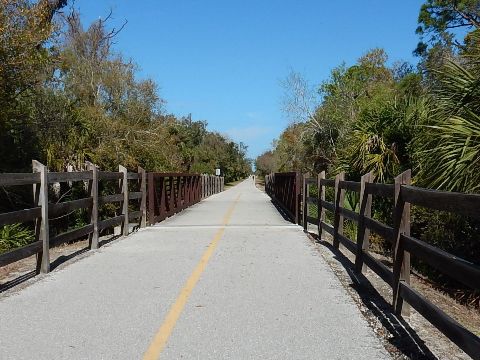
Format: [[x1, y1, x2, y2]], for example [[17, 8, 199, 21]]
[[0, 180, 390, 359]]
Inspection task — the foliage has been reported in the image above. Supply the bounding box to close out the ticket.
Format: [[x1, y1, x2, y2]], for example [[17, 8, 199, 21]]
[[413, 30, 480, 192], [0, 2, 250, 183], [415, 0, 480, 56], [0, 223, 34, 253], [258, 2, 480, 300]]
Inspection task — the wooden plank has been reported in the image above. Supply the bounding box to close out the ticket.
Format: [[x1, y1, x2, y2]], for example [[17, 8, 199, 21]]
[[402, 234, 480, 290], [365, 183, 394, 197], [320, 199, 335, 212], [320, 221, 334, 236], [49, 198, 92, 217], [98, 171, 123, 180], [127, 173, 140, 180], [305, 178, 317, 185], [48, 171, 92, 183], [320, 179, 335, 187], [0, 172, 41, 186], [306, 216, 318, 225], [32, 160, 49, 274], [399, 283, 480, 360], [337, 233, 356, 254], [317, 171, 325, 238], [393, 169, 412, 315], [339, 207, 359, 222], [86, 162, 99, 249], [363, 252, 393, 285], [50, 224, 94, 247], [401, 185, 480, 219], [355, 172, 373, 273], [339, 180, 361, 192], [98, 215, 124, 231], [364, 216, 394, 244], [333, 172, 345, 249], [0, 207, 41, 227], [119, 165, 129, 236], [0, 241, 42, 267], [99, 194, 123, 205], [129, 211, 142, 221], [129, 192, 142, 200]]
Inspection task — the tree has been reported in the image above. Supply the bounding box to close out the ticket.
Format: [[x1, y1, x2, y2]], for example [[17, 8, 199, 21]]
[[255, 151, 276, 176], [413, 30, 480, 192], [415, 0, 480, 55]]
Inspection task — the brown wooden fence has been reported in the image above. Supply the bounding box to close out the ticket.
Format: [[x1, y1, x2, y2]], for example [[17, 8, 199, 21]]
[[0, 163, 224, 277], [148, 173, 201, 225], [147, 173, 224, 225], [267, 170, 480, 359], [201, 174, 224, 199], [0, 161, 147, 274], [265, 172, 302, 223]]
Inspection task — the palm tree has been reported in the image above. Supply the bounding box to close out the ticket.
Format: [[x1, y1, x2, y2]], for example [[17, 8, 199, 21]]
[[413, 30, 480, 193]]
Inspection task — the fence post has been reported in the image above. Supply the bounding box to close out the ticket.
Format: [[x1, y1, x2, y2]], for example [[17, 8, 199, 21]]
[[393, 170, 411, 316], [333, 172, 345, 249], [317, 171, 325, 238], [138, 166, 147, 228], [119, 165, 129, 236], [86, 162, 99, 249], [32, 160, 50, 274], [355, 172, 374, 273], [303, 173, 310, 232]]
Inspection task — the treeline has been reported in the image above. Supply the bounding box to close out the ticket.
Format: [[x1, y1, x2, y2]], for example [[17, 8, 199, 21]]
[[256, 1, 480, 305], [0, 1, 251, 183]]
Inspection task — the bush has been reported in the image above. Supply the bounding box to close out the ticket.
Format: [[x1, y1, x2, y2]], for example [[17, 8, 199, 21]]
[[0, 223, 35, 254]]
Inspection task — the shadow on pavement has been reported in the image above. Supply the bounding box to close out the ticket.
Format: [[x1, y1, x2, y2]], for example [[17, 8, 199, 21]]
[[309, 232, 438, 360]]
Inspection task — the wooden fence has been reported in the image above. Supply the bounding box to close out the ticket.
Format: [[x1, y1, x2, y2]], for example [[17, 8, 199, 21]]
[[0, 163, 224, 277], [265, 172, 301, 223], [201, 174, 224, 199], [266, 170, 480, 359]]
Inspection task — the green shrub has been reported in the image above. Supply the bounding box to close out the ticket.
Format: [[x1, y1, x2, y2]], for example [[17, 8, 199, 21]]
[[0, 223, 35, 254]]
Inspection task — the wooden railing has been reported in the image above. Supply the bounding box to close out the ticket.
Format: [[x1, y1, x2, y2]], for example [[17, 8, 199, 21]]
[[293, 170, 480, 359], [0, 161, 147, 274], [1, 162, 225, 278], [201, 174, 224, 199], [147, 173, 224, 225], [265, 172, 301, 223]]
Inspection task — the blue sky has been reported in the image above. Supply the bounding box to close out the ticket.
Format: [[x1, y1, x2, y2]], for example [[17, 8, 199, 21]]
[[77, 0, 424, 159]]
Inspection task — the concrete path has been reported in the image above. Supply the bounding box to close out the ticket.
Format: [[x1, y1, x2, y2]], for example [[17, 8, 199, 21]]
[[0, 179, 390, 359]]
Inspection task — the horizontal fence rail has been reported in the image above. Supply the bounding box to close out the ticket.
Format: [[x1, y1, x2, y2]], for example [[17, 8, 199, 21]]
[[0, 162, 224, 278], [266, 169, 480, 359]]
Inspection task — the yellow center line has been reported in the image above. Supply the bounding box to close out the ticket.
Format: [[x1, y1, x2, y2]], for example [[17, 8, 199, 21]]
[[142, 194, 242, 360]]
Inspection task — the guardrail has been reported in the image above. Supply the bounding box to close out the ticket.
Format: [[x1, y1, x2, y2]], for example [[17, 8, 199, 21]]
[[0, 161, 147, 274], [147, 173, 224, 225], [292, 170, 479, 359], [0, 162, 224, 278], [265, 172, 301, 223]]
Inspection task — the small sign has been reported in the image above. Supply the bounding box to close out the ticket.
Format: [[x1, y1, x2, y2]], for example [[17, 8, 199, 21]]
[[215, 168, 221, 176]]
